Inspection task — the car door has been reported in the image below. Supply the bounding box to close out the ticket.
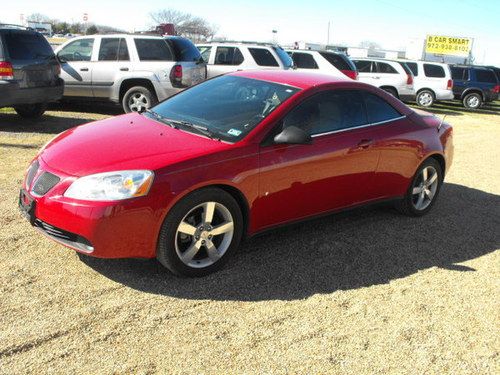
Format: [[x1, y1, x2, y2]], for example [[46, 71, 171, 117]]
[[56, 37, 95, 97], [255, 89, 381, 229], [450, 66, 467, 97], [422, 63, 447, 91], [374, 61, 401, 89], [207, 46, 245, 78], [92, 37, 131, 98], [354, 60, 378, 87]]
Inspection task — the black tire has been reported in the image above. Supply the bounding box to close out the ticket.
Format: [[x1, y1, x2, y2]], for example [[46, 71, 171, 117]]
[[416, 89, 435, 107], [395, 158, 443, 217], [157, 188, 244, 277], [122, 85, 157, 113], [382, 87, 398, 98], [14, 103, 47, 119], [462, 92, 482, 109]]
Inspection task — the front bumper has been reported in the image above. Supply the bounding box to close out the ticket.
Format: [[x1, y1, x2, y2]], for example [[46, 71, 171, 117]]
[[0, 78, 64, 107], [19, 158, 165, 259]]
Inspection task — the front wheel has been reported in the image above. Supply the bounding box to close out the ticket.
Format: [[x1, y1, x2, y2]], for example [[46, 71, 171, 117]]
[[157, 188, 243, 277], [396, 158, 443, 217], [462, 93, 482, 109], [14, 103, 47, 119]]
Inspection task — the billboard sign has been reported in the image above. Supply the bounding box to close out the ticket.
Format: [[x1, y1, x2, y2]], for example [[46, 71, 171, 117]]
[[425, 35, 472, 57]]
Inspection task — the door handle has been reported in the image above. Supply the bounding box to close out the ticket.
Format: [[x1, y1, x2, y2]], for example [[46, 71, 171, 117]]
[[357, 139, 373, 149], [120, 67, 129, 71], [80, 67, 89, 71], [372, 76, 380, 79]]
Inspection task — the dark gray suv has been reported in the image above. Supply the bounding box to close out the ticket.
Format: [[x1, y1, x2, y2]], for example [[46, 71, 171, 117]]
[[0, 24, 63, 118]]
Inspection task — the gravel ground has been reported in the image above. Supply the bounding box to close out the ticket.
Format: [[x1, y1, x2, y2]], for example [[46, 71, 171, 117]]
[[0, 103, 499, 374]]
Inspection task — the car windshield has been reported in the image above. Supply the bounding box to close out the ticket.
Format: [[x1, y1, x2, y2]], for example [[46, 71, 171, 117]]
[[148, 75, 300, 142]]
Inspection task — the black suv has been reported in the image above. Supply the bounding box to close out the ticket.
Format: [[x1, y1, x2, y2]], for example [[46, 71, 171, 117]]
[[449, 65, 499, 109], [0, 24, 63, 118]]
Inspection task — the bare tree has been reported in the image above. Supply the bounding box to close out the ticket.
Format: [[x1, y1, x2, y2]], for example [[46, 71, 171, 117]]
[[150, 8, 217, 42]]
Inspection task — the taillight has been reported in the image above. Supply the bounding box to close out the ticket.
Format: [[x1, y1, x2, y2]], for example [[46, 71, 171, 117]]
[[54, 63, 61, 77], [493, 85, 500, 93], [341, 70, 358, 80], [169, 64, 186, 88], [0, 61, 14, 80], [406, 74, 413, 85], [447, 79, 453, 90]]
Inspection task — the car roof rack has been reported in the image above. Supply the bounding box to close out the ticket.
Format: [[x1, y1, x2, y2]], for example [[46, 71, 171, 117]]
[[0, 23, 34, 30], [208, 40, 278, 46]]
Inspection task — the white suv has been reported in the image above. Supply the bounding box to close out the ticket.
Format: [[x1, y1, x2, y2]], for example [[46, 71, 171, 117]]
[[55, 34, 207, 113], [197, 42, 294, 78], [286, 49, 358, 80], [351, 58, 415, 101], [398, 60, 454, 107]]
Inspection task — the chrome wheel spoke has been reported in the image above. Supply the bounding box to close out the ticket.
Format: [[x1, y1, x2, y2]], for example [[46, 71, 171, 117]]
[[203, 202, 216, 224], [181, 240, 201, 263], [416, 191, 425, 209], [178, 221, 197, 236], [412, 186, 423, 195], [425, 188, 434, 200], [427, 172, 437, 185], [210, 221, 234, 236], [422, 167, 428, 181], [205, 240, 220, 262]]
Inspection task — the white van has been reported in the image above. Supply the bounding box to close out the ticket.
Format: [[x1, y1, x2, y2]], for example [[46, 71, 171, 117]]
[[398, 60, 454, 107]]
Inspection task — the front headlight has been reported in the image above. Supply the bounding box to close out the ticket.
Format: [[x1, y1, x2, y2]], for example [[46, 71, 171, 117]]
[[64, 170, 154, 201]]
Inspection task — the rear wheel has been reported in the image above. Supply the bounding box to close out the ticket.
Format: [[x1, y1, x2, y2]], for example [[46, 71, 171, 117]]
[[462, 92, 482, 109], [416, 90, 435, 107], [14, 103, 47, 119], [157, 188, 243, 277], [122, 86, 157, 113], [396, 158, 443, 217]]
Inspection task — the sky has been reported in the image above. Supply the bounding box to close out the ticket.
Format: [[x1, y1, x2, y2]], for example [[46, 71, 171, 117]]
[[3, 0, 500, 65]]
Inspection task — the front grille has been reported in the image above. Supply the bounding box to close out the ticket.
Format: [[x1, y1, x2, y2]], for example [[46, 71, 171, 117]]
[[34, 219, 93, 252], [25, 160, 39, 188], [32, 172, 60, 196]]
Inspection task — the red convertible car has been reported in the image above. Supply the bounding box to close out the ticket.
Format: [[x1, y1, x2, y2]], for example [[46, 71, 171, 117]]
[[19, 71, 453, 276]]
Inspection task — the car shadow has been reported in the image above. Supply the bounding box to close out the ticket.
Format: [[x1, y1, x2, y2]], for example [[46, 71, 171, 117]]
[[80, 183, 500, 301], [0, 113, 103, 134], [48, 101, 123, 116]]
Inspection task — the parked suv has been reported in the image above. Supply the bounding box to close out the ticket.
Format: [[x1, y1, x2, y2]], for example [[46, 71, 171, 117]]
[[196, 42, 294, 79], [450, 65, 499, 109], [55, 34, 206, 113], [286, 49, 358, 79], [0, 24, 63, 118], [399, 60, 454, 107], [352, 58, 415, 101]]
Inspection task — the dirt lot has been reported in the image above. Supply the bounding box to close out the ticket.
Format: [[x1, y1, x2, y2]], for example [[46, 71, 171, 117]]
[[0, 102, 499, 374]]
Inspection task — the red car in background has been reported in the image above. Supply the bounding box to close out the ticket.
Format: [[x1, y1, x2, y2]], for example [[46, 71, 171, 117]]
[[19, 71, 453, 277]]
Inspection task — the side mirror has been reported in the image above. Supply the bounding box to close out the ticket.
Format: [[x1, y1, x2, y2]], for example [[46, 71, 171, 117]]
[[274, 126, 312, 145], [56, 53, 67, 63]]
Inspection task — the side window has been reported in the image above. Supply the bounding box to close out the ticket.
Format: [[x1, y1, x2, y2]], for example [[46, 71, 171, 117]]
[[291, 52, 318, 69], [451, 67, 466, 80], [58, 39, 94, 62], [364, 93, 401, 123], [214, 47, 244, 65], [118, 39, 130, 61], [98, 38, 119, 61], [406, 62, 418, 76], [248, 48, 279, 67], [282, 90, 367, 136], [198, 46, 212, 63], [423, 64, 445, 78], [475, 69, 497, 83], [376, 62, 398, 74], [354, 60, 372, 73], [134, 39, 173, 61]]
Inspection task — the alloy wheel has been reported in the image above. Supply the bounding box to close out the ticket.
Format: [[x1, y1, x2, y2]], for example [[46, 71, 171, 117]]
[[175, 201, 234, 268], [128, 92, 150, 112], [411, 166, 439, 210], [418, 92, 433, 107], [466, 95, 480, 108]]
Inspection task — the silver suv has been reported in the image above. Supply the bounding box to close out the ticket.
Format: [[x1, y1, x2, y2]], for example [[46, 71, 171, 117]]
[[197, 42, 294, 78], [55, 34, 206, 113]]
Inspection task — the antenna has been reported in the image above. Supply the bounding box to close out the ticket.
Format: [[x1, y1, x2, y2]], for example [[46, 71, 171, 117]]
[[437, 114, 447, 131]]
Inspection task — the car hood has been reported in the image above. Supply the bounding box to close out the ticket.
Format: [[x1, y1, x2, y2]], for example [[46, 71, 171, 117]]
[[40, 113, 230, 176]]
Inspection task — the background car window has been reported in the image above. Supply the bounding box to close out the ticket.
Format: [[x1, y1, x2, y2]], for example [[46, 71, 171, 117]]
[[451, 67, 467, 80], [475, 69, 497, 83], [353, 60, 372, 73], [198, 46, 212, 62], [165, 38, 202, 62], [134, 39, 173, 61], [319, 52, 352, 70], [248, 48, 279, 67], [58, 38, 94, 62], [117, 38, 130, 60], [291, 52, 318, 69], [376, 62, 398, 74], [423, 64, 445, 78], [364, 93, 401, 123], [214, 47, 244, 65], [283, 90, 367, 136], [99, 38, 119, 61], [4, 32, 54, 60], [406, 62, 418, 76]]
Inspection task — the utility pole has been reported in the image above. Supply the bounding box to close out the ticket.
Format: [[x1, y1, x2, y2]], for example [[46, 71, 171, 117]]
[[327, 21, 330, 46]]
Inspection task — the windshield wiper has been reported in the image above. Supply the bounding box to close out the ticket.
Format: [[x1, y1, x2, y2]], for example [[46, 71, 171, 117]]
[[168, 119, 221, 141], [145, 109, 177, 129]]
